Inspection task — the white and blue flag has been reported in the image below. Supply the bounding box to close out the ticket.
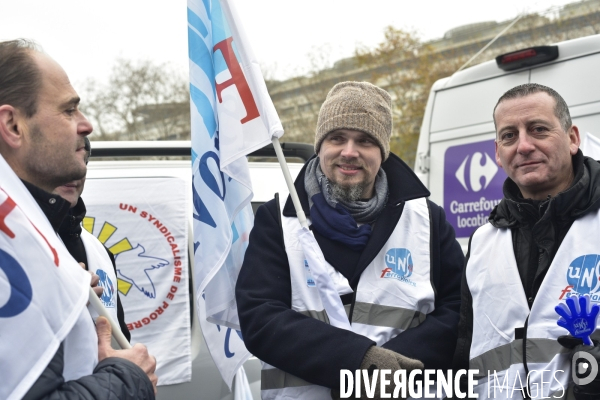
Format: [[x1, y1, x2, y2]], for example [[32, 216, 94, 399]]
[[0, 154, 97, 400], [187, 0, 283, 387]]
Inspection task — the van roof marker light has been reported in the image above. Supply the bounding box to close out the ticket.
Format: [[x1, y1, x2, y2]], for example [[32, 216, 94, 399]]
[[496, 45, 559, 71]]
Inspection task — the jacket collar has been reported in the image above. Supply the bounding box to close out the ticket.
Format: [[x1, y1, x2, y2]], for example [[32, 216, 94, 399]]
[[21, 179, 72, 232], [283, 153, 430, 217], [58, 197, 86, 237]]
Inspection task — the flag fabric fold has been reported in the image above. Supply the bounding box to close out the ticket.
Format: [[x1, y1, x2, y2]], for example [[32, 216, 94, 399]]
[[234, 366, 254, 400], [297, 227, 352, 330], [0, 154, 97, 400], [187, 0, 282, 387]]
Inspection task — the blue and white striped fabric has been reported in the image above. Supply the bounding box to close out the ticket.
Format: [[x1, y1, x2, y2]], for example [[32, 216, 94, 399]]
[[187, 0, 283, 387]]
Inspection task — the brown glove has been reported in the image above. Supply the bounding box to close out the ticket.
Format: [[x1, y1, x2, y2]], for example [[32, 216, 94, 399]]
[[359, 346, 423, 400], [361, 346, 422, 371], [331, 347, 423, 400]]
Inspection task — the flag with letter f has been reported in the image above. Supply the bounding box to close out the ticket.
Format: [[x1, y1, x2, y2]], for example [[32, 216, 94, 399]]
[[187, 0, 283, 387], [0, 155, 97, 400]]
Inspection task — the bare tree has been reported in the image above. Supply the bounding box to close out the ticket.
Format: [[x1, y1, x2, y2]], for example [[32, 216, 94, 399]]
[[355, 27, 466, 166], [81, 59, 190, 141], [79, 78, 118, 140]]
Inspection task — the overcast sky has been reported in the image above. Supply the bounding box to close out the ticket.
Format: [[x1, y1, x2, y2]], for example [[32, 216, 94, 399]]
[[2, 0, 580, 92]]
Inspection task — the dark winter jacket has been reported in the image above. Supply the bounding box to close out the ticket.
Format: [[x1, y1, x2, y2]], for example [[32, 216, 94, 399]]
[[21, 180, 154, 400], [22, 343, 154, 400], [58, 197, 131, 341], [454, 151, 600, 371], [236, 153, 464, 389]]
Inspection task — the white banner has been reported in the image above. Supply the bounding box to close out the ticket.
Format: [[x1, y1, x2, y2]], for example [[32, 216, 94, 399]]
[[188, 0, 284, 387], [581, 131, 600, 161], [83, 177, 191, 386], [0, 155, 96, 400]]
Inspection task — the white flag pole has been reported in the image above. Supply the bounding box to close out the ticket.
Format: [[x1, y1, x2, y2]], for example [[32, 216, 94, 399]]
[[271, 137, 352, 331], [271, 138, 308, 228], [88, 287, 131, 349]]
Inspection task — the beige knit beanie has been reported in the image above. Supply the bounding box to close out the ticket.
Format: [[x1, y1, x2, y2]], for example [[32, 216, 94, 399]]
[[314, 81, 392, 160]]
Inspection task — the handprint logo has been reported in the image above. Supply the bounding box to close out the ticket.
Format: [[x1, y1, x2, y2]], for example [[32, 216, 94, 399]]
[[556, 295, 600, 386], [556, 294, 600, 345]]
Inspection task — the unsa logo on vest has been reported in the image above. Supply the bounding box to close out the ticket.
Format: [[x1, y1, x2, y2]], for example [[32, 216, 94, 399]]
[[381, 248, 416, 286], [566, 254, 600, 298]]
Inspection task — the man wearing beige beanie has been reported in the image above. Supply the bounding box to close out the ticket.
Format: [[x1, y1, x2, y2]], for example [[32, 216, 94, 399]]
[[236, 81, 463, 399]]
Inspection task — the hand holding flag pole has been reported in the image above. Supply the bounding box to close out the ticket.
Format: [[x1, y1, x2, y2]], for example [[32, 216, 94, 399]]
[[555, 294, 599, 346], [88, 287, 131, 349]]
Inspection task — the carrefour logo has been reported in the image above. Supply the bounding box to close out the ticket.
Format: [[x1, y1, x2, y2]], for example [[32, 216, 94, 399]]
[[381, 248, 416, 286], [455, 151, 498, 192], [444, 140, 506, 239], [567, 254, 600, 295]]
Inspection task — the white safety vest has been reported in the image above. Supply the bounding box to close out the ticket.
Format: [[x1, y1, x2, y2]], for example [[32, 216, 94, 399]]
[[466, 209, 600, 399], [261, 198, 435, 400], [81, 229, 120, 325]]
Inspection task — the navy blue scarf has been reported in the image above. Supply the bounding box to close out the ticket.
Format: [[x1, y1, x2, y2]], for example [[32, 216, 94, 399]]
[[309, 192, 373, 250], [304, 158, 388, 250]]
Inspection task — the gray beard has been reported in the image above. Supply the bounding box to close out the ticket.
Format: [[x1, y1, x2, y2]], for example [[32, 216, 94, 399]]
[[329, 180, 365, 203], [28, 123, 87, 188]]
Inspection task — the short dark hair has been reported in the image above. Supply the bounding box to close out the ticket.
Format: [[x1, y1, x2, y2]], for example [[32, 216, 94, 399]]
[[493, 83, 572, 132], [0, 39, 42, 117]]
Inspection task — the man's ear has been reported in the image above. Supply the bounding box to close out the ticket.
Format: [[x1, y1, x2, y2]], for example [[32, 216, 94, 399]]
[[0, 105, 24, 149], [569, 125, 581, 155], [495, 140, 503, 168]]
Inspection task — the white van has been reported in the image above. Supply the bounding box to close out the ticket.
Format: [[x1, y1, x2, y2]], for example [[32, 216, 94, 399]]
[[415, 33, 600, 250], [85, 141, 311, 400]]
